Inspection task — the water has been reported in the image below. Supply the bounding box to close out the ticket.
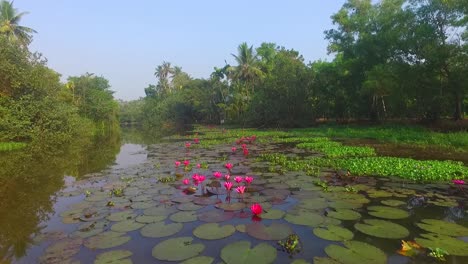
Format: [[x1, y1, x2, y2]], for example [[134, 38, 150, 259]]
[[1, 128, 467, 264]]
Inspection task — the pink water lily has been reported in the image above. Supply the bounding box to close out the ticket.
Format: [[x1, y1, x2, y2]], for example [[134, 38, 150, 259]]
[[198, 175, 206, 182], [185, 142, 191, 148], [453, 179, 465, 185], [224, 174, 231, 181], [183, 160, 190, 167], [241, 144, 247, 149], [225, 163, 233, 170], [213, 171, 222, 179], [224, 181, 233, 191], [192, 173, 200, 181], [175, 161, 181, 167], [231, 146, 237, 152], [236, 186, 246, 194], [196, 163, 201, 169], [194, 138, 200, 144], [182, 178, 190, 185], [244, 176, 253, 185], [243, 148, 249, 156], [234, 176, 243, 184], [250, 203, 262, 215]]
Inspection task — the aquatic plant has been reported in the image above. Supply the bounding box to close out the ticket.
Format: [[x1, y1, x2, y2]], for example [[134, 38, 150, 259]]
[[225, 163, 233, 170], [236, 186, 245, 194], [213, 171, 222, 179], [452, 179, 465, 185], [182, 178, 190, 185], [224, 182, 233, 191], [250, 203, 263, 216], [231, 146, 237, 152], [428, 247, 449, 261], [277, 234, 301, 255], [234, 176, 243, 184], [244, 176, 253, 185]]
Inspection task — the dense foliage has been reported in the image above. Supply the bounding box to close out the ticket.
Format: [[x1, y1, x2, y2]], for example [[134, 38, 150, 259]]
[[126, 0, 467, 129]]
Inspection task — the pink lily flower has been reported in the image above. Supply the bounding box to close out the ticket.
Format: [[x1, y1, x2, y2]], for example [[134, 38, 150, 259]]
[[224, 181, 233, 191], [453, 179, 465, 185], [213, 171, 222, 179], [231, 146, 237, 152], [236, 186, 246, 194], [244, 176, 253, 185], [185, 142, 191, 148], [234, 176, 243, 184], [198, 175, 206, 182], [175, 161, 181, 167], [182, 178, 190, 185], [183, 160, 190, 167], [225, 163, 233, 170], [250, 203, 263, 215], [224, 174, 231, 181], [194, 138, 200, 144], [196, 163, 201, 169]]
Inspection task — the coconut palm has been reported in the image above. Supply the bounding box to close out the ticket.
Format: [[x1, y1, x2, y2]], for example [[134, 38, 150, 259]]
[[154, 61, 174, 94], [0, 0, 36, 46], [231, 42, 264, 94]]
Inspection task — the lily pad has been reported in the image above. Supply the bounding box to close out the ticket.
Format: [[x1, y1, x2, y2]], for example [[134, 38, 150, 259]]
[[313, 257, 341, 264], [236, 224, 246, 233], [39, 238, 83, 264], [140, 222, 183, 238], [313, 225, 354, 241], [367, 206, 409, 219], [325, 241, 387, 264], [380, 200, 406, 207], [111, 220, 144, 233], [72, 221, 108, 238], [221, 241, 277, 264], [198, 210, 235, 222], [327, 209, 361, 221], [152, 237, 205, 261], [328, 201, 362, 209], [130, 201, 152, 209], [84, 231, 131, 249], [170, 211, 198, 223], [260, 209, 285, 220], [415, 233, 468, 256], [94, 250, 132, 264], [172, 196, 195, 203], [180, 256, 214, 264], [193, 223, 236, 240], [322, 217, 342, 226], [354, 219, 409, 239], [135, 215, 166, 224], [177, 203, 204, 211], [144, 205, 177, 216], [215, 202, 245, 211], [297, 198, 328, 210], [106, 211, 136, 222], [285, 211, 324, 226], [193, 197, 221, 205], [416, 219, 468, 236], [246, 222, 293, 241]]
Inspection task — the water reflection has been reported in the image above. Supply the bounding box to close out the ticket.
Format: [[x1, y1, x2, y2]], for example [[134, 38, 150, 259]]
[[0, 133, 121, 262]]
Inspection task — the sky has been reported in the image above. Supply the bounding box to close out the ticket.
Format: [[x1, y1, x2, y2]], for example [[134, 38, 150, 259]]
[[15, 0, 346, 100]]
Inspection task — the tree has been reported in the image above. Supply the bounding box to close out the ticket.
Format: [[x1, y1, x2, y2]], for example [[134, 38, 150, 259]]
[[231, 42, 264, 95], [154, 61, 174, 95], [0, 0, 36, 47]]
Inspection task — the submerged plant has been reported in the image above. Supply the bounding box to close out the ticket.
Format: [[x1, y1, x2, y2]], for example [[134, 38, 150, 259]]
[[277, 234, 301, 256], [428, 247, 449, 261], [84, 190, 91, 197], [110, 188, 124, 197]]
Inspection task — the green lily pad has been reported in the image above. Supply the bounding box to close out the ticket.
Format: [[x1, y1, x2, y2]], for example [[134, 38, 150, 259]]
[[193, 197, 222, 205], [313, 257, 341, 264], [285, 210, 324, 226], [215, 202, 245, 211], [221, 241, 277, 264], [94, 250, 132, 264], [177, 203, 204, 211], [322, 217, 342, 226], [428, 199, 458, 207], [327, 209, 361, 221], [354, 219, 409, 239], [367, 206, 410, 219], [72, 221, 107, 238], [415, 233, 468, 256], [111, 220, 144, 233], [313, 225, 354, 241], [328, 201, 362, 209], [144, 205, 177, 216], [131, 201, 152, 209], [170, 211, 198, 223], [416, 219, 468, 236], [297, 198, 328, 210], [180, 256, 214, 264], [193, 223, 236, 240], [135, 215, 166, 224], [380, 200, 406, 207], [366, 189, 392, 198], [172, 196, 195, 203], [84, 231, 131, 249], [140, 222, 183, 238], [325, 240, 387, 264], [106, 211, 136, 222], [236, 224, 246, 233], [39, 238, 83, 264], [246, 222, 293, 241], [152, 237, 205, 261], [260, 209, 285, 220]]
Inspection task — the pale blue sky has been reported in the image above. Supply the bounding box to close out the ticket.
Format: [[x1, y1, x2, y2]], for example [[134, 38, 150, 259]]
[[16, 1, 345, 100]]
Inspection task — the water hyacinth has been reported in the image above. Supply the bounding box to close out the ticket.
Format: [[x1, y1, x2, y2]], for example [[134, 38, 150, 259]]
[[213, 171, 222, 179]]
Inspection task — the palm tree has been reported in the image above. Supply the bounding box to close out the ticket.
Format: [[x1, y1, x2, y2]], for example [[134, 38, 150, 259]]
[[0, 1, 36, 46], [231, 42, 264, 94], [154, 61, 174, 94]]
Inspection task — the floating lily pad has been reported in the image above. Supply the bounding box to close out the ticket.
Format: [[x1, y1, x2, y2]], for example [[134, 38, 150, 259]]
[[106, 211, 136, 222], [260, 209, 285, 220], [428, 199, 458, 207], [285, 211, 324, 226], [72, 221, 108, 238], [170, 211, 198, 223], [322, 217, 342, 226], [416, 219, 468, 236], [313, 225, 354, 241], [172, 196, 195, 203], [143, 205, 177, 216], [193, 197, 221, 205], [243, 196, 268, 203], [111, 220, 144, 233], [380, 200, 406, 207], [84, 231, 131, 249], [193, 223, 236, 240], [366, 189, 392, 198], [297, 198, 328, 210], [198, 210, 235, 222], [325, 240, 387, 264], [152, 237, 205, 261], [236, 224, 246, 233], [327, 209, 361, 221], [94, 250, 132, 264], [39, 238, 83, 264], [215, 202, 245, 211], [328, 201, 362, 209], [221, 241, 277, 264], [246, 222, 292, 241], [180, 256, 214, 264], [140, 222, 183, 238], [354, 219, 409, 239], [131, 201, 152, 209], [415, 233, 468, 256], [313, 257, 340, 264], [135, 215, 166, 224], [177, 203, 204, 211], [367, 206, 409, 219]]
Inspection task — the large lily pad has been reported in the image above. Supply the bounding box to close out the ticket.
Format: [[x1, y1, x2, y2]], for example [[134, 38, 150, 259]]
[[327, 209, 361, 221], [72, 221, 108, 238], [415, 233, 468, 256], [172, 196, 195, 203], [215, 202, 245, 211], [193, 223, 236, 240], [170, 211, 198, 223], [260, 209, 285, 220], [140, 222, 183, 238], [94, 250, 132, 264], [380, 199, 406, 207], [246, 222, 292, 241], [111, 220, 144, 233], [144, 205, 177, 216], [354, 219, 409, 239], [135, 215, 166, 224], [221, 241, 277, 264], [285, 210, 324, 226], [297, 198, 328, 210], [416, 219, 468, 236], [39, 238, 82, 264], [313, 225, 354, 241], [325, 241, 386, 264], [367, 206, 409, 219], [193, 197, 221, 205], [106, 211, 136, 222], [84, 231, 131, 249], [180, 256, 214, 264], [152, 237, 205, 261], [177, 203, 204, 211], [328, 201, 362, 209]]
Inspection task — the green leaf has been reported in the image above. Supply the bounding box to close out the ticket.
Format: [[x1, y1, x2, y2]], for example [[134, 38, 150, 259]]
[[140, 222, 183, 238], [110, 220, 144, 233], [367, 206, 409, 219], [327, 209, 361, 221], [221, 241, 277, 264], [94, 250, 132, 264], [416, 219, 468, 236], [84, 231, 130, 249], [193, 223, 236, 240], [246, 222, 293, 240], [152, 237, 205, 261], [325, 241, 387, 264], [313, 225, 354, 241], [354, 219, 409, 239], [415, 233, 468, 256]]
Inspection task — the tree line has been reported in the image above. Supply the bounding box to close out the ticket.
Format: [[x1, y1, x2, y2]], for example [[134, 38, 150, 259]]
[[0, 0, 119, 144], [127, 0, 467, 130]]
